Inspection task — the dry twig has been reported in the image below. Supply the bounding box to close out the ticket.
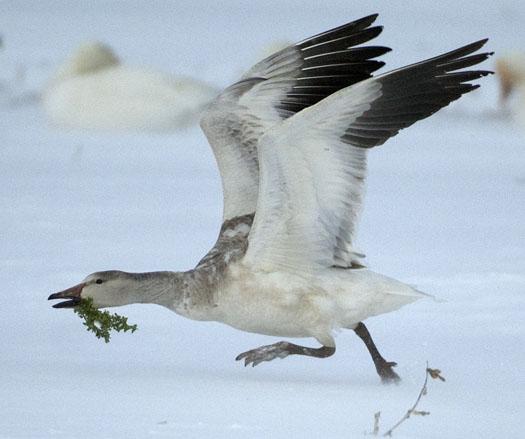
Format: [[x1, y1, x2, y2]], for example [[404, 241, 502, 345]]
[[372, 411, 381, 435], [379, 362, 445, 437]]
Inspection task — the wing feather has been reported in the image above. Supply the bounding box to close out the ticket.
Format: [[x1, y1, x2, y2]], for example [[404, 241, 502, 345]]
[[200, 15, 389, 220], [243, 40, 492, 274]]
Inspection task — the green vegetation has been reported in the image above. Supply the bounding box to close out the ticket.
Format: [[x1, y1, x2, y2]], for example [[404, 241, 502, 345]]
[[74, 297, 137, 343]]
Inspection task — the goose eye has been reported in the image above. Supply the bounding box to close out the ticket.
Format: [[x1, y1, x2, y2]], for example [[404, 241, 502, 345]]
[[95, 279, 104, 285]]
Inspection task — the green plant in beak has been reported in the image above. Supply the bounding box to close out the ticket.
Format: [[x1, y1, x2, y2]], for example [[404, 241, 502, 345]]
[[74, 297, 138, 343]]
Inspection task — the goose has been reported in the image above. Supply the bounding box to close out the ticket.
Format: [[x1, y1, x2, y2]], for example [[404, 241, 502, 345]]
[[49, 15, 492, 383], [496, 52, 525, 124], [42, 41, 219, 131]]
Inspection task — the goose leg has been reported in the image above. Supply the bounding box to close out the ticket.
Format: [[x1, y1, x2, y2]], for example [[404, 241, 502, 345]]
[[236, 341, 335, 367], [354, 322, 400, 383]]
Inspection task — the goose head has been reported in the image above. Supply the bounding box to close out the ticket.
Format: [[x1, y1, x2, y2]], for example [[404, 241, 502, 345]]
[[53, 41, 120, 83], [48, 270, 147, 309]]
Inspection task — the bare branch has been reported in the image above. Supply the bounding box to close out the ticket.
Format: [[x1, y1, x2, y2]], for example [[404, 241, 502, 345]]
[[382, 362, 444, 437], [373, 411, 381, 435]]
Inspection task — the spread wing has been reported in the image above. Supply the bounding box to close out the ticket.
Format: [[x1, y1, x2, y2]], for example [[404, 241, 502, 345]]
[[200, 14, 391, 220], [243, 40, 493, 274]]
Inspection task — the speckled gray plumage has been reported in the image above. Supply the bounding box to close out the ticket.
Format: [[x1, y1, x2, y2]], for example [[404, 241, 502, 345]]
[[174, 213, 255, 313], [196, 213, 254, 271]]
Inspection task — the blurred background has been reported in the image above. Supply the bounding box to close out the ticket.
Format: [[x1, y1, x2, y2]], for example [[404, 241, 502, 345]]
[[1, 1, 524, 438]]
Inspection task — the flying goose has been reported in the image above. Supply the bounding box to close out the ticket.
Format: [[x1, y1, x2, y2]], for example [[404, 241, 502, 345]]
[[49, 15, 492, 383], [43, 41, 219, 131]]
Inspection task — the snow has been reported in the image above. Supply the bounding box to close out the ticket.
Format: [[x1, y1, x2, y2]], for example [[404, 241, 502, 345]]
[[1, 1, 524, 438]]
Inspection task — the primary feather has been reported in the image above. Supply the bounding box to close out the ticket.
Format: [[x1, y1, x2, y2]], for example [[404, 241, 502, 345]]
[[243, 40, 492, 273], [201, 14, 390, 220]]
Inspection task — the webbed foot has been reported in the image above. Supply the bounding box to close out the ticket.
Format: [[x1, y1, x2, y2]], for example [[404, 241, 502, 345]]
[[235, 341, 335, 367], [236, 341, 294, 367], [377, 361, 401, 384]]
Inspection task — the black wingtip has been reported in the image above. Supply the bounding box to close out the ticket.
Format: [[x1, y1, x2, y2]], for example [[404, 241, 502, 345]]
[[360, 25, 384, 41], [462, 38, 490, 54], [298, 14, 382, 47], [343, 13, 380, 31], [375, 60, 387, 70], [477, 38, 490, 47], [356, 13, 380, 26]]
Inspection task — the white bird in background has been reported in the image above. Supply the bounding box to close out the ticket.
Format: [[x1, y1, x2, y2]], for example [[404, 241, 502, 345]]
[[496, 52, 525, 125], [49, 15, 492, 382], [42, 41, 219, 131]]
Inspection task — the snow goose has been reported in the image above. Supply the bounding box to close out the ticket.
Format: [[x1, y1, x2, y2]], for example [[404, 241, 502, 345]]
[[49, 15, 492, 382], [496, 52, 525, 124], [42, 41, 219, 131]]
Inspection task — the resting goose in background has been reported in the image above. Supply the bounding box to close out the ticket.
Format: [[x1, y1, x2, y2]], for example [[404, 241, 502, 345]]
[[42, 41, 219, 131], [496, 52, 525, 124], [49, 15, 492, 383]]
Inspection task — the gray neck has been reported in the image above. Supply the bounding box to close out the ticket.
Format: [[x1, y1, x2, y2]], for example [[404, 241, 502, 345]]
[[128, 271, 188, 308], [115, 267, 218, 321]]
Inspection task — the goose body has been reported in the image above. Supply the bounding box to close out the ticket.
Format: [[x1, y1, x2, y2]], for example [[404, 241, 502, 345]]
[[496, 52, 525, 124], [49, 15, 492, 382], [212, 265, 422, 343], [43, 41, 218, 131]]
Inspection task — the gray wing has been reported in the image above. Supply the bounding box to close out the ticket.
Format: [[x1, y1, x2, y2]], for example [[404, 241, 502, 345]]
[[200, 14, 391, 221], [243, 40, 493, 273]]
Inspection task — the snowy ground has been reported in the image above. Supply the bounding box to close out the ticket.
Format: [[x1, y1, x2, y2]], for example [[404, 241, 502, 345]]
[[1, 1, 524, 438]]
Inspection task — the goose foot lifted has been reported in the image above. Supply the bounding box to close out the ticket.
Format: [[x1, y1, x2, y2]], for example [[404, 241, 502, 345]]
[[236, 341, 335, 367], [354, 322, 400, 384]]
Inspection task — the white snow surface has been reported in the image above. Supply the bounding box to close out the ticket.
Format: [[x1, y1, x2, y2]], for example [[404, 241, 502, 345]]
[[1, 1, 524, 438]]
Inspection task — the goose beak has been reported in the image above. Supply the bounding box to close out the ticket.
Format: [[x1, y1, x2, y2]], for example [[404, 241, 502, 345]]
[[48, 283, 85, 308]]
